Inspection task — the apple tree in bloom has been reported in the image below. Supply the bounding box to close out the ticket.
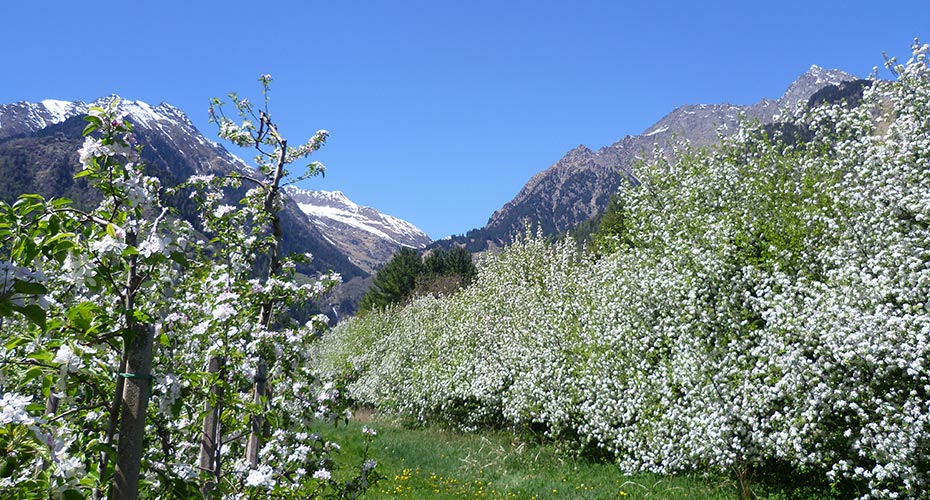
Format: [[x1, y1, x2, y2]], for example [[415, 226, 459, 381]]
[[0, 78, 380, 500]]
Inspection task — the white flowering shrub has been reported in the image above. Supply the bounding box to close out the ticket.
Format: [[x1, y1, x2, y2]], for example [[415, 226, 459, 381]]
[[317, 43, 930, 499], [0, 78, 380, 499]]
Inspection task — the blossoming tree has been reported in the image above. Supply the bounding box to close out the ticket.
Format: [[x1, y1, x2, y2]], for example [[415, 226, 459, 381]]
[[0, 77, 379, 499]]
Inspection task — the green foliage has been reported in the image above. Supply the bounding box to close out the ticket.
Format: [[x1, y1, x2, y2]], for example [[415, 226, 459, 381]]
[[360, 246, 477, 312], [588, 194, 631, 256], [424, 246, 476, 283], [360, 247, 425, 312]]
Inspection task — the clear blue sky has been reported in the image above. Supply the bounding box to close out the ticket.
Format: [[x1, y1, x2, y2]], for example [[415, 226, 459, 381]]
[[2, 1, 928, 239]]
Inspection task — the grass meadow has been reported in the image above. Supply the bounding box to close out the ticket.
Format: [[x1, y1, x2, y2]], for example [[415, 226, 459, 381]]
[[320, 410, 836, 500]]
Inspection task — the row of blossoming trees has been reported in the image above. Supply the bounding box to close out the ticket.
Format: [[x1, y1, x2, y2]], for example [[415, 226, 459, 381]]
[[0, 77, 378, 499], [316, 45, 930, 499]]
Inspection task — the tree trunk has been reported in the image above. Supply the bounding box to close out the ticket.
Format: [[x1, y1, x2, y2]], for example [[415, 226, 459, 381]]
[[245, 113, 286, 467], [199, 355, 225, 498], [245, 358, 267, 466], [93, 355, 127, 500], [111, 235, 154, 500], [112, 323, 154, 500]]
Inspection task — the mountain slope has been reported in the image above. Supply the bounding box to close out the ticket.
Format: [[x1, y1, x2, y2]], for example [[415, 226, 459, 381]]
[[434, 66, 857, 252], [285, 187, 431, 273]]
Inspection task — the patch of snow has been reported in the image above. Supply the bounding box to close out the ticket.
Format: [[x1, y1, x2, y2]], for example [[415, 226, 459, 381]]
[[122, 100, 163, 128], [290, 187, 429, 247], [644, 126, 669, 137], [40, 99, 81, 124], [298, 203, 397, 242]]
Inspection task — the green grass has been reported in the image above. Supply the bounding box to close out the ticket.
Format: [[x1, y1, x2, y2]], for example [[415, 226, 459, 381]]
[[315, 411, 768, 500]]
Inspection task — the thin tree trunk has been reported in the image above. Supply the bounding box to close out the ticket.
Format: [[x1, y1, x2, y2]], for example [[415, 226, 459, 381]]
[[112, 235, 154, 500], [244, 358, 267, 466], [112, 323, 154, 500], [245, 112, 286, 467], [93, 354, 127, 500], [199, 355, 225, 498], [45, 365, 66, 416]]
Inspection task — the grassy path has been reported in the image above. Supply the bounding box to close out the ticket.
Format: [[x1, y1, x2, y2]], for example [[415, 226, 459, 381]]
[[321, 413, 742, 500]]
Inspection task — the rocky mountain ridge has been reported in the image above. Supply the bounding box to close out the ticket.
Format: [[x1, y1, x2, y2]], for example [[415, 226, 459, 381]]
[[285, 186, 431, 273], [0, 96, 252, 175], [436, 65, 858, 252]]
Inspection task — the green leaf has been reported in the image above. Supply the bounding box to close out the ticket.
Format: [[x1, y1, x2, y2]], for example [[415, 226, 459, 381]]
[[62, 489, 84, 500], [51, 197, 73, 208], [21, 366, 44, 385], [82, 121, 99, 137], [27, 350, 53, 364], [45, 231, 76, 247], [87, 441, 117, 457], [132, 309, 153, 324], [52, 239, 77, 257], [0, 458, 13, 478], [16, 193, 45, 203], [83, 114, 102, 136], [12, 280, 47, 296], [17, 304, 46, 329], [169, 251, 188, 267], [14, 237, 38, 262], [3, 335, 29, 350], [67, 302, 98, 331]]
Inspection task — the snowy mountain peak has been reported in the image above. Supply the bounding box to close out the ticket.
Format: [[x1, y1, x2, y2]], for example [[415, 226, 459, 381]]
[[285, 186, 431, 273], [290, 188, 360, 213], [0, 94, 378, 281], [779, 66, 857, 110], [39, 99, 86, 124], [0, 96, 193, 140], [0, 99, 86, 138]]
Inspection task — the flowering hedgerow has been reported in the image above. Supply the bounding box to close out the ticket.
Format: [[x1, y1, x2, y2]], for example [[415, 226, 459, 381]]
[[316, 42, 930, 499]]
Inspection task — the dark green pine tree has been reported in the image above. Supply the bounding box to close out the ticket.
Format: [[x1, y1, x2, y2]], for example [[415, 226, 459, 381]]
[[359, 247, 425, 312], [590, 194, 630, 256], [417, 246, 478, 297], [424, 246, 477, 285]]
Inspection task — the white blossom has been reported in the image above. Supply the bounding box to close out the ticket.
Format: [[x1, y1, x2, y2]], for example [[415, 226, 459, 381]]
[[244, 464, 275, 488], [53, 345, 82, 373], [0, 393, 37, 426]]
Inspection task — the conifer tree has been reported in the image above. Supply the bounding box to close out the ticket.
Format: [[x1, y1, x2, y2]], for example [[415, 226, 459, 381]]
[[590, 194, 630, 255], [359, 247, 424, 312]]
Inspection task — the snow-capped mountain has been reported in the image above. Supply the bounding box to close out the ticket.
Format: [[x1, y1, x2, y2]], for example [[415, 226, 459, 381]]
[[0, 96, 251, 176], [285, 187, 431, 273], [0, 96, 393, 279], [0, 99, 88, 138]]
